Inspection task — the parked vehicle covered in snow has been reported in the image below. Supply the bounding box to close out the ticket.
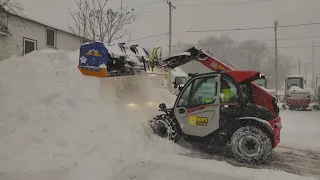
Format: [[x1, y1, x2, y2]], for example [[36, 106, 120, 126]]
[[282, 75, 311, 110], [253, 78, 276, 97]]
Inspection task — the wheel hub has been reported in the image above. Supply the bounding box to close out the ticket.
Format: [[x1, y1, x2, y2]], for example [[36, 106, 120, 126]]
[[155, 120, 170, 138], [238, 135, 261, 157]]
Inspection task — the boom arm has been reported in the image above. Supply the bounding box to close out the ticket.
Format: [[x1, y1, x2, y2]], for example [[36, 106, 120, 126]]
[[163, 47, 234, 71], [162, 47, 279, 115]]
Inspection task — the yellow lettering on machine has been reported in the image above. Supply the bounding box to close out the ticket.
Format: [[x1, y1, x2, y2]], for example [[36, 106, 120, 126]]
[[188, 116, 208, 126]]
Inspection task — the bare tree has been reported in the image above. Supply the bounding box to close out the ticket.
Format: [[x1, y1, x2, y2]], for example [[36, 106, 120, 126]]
[[198, 35, 234, 60], [0, 0, 28, 58], [237, 41, 270, 70], [1, 0, 26, 33], [264, 52, 295, 89], [0, 0, 24, 16], [68, 0, 137, 44]]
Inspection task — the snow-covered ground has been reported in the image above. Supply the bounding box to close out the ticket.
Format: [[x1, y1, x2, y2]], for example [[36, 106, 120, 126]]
[[279, 110, 320, 151], [0, 50, 318, 180]]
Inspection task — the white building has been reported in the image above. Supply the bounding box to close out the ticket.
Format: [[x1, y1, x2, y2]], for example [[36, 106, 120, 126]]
[[0, 7, 87, 61]]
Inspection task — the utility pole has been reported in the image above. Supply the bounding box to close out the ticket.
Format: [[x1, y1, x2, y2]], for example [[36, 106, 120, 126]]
[[298, 59, 301, 75], [167, 0, 176, 92], [121, 0, 123, 14], [312, 42, 315, 91], [274, 21, 278, 97]]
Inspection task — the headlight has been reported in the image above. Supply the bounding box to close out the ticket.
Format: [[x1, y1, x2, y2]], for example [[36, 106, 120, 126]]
[[127, 103, 138, 107]]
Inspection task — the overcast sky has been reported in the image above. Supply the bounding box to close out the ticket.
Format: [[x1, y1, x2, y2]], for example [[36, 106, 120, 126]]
[[18, 0, 320, 76]]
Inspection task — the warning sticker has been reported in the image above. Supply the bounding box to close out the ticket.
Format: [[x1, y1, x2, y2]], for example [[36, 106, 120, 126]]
[[188, 116, 208, 126]]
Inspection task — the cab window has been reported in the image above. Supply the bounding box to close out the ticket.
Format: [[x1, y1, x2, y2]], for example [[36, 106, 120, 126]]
[[177, 76, 218, 108], [220, 75, 239, 103]]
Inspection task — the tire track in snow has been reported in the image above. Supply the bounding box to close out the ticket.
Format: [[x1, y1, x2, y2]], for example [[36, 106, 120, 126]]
[[177, 140, 320, 179]]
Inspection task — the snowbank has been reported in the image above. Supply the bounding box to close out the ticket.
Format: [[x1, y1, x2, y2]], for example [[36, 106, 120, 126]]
[[0, 50, 184, 180], [0, 50, 316, 180]]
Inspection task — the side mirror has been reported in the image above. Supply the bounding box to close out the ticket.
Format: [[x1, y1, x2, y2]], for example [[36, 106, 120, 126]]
[[178, 86, 183, 92], [159, 103, 167, 109]]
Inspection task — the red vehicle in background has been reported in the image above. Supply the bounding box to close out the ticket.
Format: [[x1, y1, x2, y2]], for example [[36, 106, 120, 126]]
[[282, 75, 311, 111]]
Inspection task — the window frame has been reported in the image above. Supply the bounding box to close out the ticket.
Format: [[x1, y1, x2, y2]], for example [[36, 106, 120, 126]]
[[23, 37, 37, 55], [45, 27, 57, 48], [176, 75, 219, 109], [220, 74, 240, 103], [0, 10, 8, 33]]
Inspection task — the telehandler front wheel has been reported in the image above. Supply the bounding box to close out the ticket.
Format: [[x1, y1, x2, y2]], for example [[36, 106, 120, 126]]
[[231, 126, 272, 164]]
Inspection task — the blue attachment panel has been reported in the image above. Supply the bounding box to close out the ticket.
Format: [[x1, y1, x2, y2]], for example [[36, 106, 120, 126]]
[[79, 42, 109, 72]]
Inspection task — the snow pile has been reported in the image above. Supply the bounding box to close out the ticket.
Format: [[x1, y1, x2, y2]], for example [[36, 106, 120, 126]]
[[0, 50, 316, 180], [0, 50, 185, 179]]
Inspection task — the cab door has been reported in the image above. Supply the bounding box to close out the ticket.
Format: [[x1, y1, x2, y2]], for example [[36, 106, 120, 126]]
[[174, 74, 221, 137]]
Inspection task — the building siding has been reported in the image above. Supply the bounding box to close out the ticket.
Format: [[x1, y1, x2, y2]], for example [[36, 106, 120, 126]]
[[0, 14, 81, 61]]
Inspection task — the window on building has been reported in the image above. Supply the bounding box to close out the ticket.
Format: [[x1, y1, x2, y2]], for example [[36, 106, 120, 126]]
[[23, 37, 37, 55], [0, 9, 8, 33], [46, 27, 56, 48]]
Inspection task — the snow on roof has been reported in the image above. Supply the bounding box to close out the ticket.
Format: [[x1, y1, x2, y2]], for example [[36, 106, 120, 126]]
[[2, 6, 80, 38], [171, 67, 188, 77], [288, 86, 310, 93], [287, 75, 305, 78], [104, 44, 126, 58]]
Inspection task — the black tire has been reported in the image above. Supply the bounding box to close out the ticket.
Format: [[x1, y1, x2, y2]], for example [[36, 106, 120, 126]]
[[150, 114, 180, 142], [288, 105, 294, 110], [313, 105, 320, 111], [231, 126, 272, 164]]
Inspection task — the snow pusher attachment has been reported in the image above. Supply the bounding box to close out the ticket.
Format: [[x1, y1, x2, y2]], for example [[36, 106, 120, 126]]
[[78, 42, 108, 77], [78, 42, 146, 78], [149, 47, 282, 164]]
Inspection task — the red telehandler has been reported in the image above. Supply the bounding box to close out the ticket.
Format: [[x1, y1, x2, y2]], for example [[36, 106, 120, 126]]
[[149, 47, 282, 163]]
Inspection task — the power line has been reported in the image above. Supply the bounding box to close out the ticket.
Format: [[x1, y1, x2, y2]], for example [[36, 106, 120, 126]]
[[136, 8, 166, 15], [125, 0, 163, 9], [127, 32, 168, 42], [176, 0, 275, 8], [117, 0, 164, 10], [274, 45, 320, 49], [279, 22, 320, 28], [186, 22, 320, 33], [133, 0, 276, 16], [186, 26, 273, 33], [232, 35, 320, 43], [148, 34, 168, 48]]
